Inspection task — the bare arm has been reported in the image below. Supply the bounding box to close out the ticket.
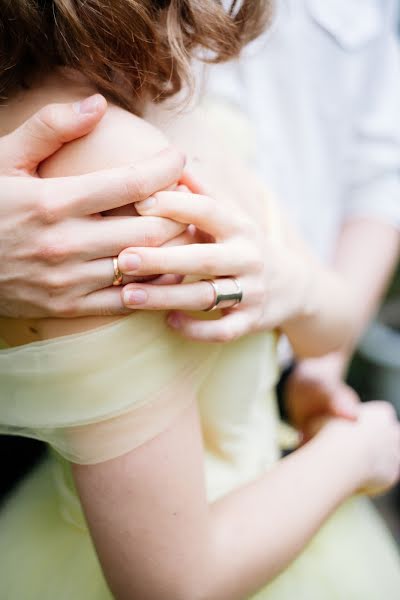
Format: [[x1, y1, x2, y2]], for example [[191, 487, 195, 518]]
[[285, 218, 400, 434], [16, 89, 356, 355], [73, 399, 399, 600], [275, 214, 360, 358], [35, 98, 398, 599], [292, 8, 400, 379], [325, 218, 400, 373]]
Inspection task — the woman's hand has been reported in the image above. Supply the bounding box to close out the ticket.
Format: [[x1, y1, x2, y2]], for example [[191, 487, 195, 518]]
[[314, 401, 400, 496], [118, 189, 312, 342], [0, 96, 186, 318]]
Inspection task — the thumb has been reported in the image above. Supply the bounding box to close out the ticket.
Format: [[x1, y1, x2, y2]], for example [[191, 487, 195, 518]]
[[1, 94, 107, 175]]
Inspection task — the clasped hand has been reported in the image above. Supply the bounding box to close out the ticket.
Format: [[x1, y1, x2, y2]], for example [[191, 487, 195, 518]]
[[119, 186, 311, 343], [0, 96, 185, 318]]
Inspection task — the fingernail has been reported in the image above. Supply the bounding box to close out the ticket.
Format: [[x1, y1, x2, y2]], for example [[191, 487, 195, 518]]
[[167, 313, 181, 329], [119, 253, 141, 273], [123, 289, 148, 306], [73, 94, 103, 115], [136, 197, 155, 212]]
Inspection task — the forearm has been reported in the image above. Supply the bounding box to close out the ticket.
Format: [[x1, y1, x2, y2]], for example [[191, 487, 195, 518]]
[[294, 219, 400, 376], [281, 218, 399, 361], [280, 252, 357, 359], [77, 405, 362, 600], [206, 426, 360, 600], [329, 218, 400, 367]]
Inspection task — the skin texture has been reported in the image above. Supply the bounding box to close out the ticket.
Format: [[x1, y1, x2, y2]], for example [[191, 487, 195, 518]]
[[2, 93, 395, 450], [1, 74, 399, 599], [117, 187, 357, 352], [73, 401, 400, 600], [285, 218, 400, 436], [0, 72, 358, 355], [0, 92, 185, 322]]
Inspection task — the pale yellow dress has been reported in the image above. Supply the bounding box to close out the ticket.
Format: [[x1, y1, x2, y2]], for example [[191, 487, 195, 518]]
[[0, 105, 400, 599], [0, 306, 400, 599]]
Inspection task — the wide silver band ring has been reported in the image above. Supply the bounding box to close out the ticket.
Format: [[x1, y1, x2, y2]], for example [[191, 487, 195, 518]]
[[112, 257, 123, 286], [203, 277, 243, 312]]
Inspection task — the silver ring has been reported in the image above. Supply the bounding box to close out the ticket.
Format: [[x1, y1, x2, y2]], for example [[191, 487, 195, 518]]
[[203, 278, 243, 311]]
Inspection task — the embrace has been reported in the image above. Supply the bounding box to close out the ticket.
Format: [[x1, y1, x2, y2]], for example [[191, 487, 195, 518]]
[[0, 2, 399, 599]]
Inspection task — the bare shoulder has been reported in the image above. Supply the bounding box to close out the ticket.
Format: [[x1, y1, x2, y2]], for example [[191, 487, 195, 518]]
[[40, 103, 169, 178], [149, 103, 269, 224], [34, 101, 171, 339]]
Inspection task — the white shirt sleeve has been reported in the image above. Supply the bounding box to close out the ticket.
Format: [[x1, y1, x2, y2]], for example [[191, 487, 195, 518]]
[[344, 4, 400, 229]]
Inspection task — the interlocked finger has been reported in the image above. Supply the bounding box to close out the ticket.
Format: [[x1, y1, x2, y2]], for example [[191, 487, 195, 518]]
[[61, 215, 186, 261], [48, 258, 157, 297], [122, 280, 219, 311], [44, 148, 185, 219], [135, 191, 245, 239], [166, 310, 251, 343], [118, 242, 254, 277]]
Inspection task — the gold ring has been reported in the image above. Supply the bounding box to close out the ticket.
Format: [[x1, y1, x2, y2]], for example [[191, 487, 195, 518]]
[[112, 257, 123, 286], [203, 278, 243, 311]]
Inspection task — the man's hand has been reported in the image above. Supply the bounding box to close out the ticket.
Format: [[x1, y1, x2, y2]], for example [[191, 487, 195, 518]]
[[0, 95, 185, 318], [284, 353, 360, 442]]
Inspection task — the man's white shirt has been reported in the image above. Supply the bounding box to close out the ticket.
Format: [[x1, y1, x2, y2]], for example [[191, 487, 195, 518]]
[[206, 0, 400, 261]]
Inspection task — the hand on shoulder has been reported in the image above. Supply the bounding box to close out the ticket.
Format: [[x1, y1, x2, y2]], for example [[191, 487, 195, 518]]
[[0, 91, 185, 325]]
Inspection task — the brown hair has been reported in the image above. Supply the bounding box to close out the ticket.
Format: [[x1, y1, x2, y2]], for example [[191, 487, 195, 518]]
[[0, 1, 273, 113]]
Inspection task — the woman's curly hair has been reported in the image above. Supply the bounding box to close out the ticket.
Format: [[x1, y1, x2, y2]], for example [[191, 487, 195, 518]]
[[0, 0, 273, 112]]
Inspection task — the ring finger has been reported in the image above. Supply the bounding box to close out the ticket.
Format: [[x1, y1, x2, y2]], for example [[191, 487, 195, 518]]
[[60, 258, 146, 296], [68, 224, 198, 295], [122, 279, 238, 311]]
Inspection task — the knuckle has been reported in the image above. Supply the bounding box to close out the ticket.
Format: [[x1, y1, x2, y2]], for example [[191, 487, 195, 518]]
[[35, 185, 61, 225], [35, 240, 70, 265], [142, 223, 162, 247], [45, 271, 71, 295], [35, 104, 58, 132], [101, 305, 128, 317], [48, 297, 79, 318], [32, 104, 71, 144], [125, 167, 147, 202], [26, 105, 68, 147], [200, 249, 217, 274]]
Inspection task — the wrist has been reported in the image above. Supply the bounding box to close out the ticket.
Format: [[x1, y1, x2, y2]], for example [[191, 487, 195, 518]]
[[293, 353, 348, 383], [286, 252, 327, 326], [312, 421, 366, 494], [281, 253, 318, 327]]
